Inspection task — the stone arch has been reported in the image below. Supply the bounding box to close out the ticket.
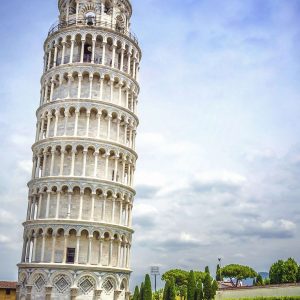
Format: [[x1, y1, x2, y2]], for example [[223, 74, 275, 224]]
[[116, 14, 126, 31], [29, 271, 48, 295], [51, 271, 73, 296], [104, 0, 113, 14], [100, 274, 118, 296], [119, 277, 129, 291], [80, 3, 99, 17], [76, 273, 98, 296]]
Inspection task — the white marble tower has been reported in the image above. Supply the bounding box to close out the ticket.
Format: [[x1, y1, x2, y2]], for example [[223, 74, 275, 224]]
[[17, 0, 141, 299]]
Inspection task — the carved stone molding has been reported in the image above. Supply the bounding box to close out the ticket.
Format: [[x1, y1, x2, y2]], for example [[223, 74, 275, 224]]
[[45, 28, 140, 57], [28, 177, 136, 196], [41, 64, 140, 92], [37, 100, 139, 124]]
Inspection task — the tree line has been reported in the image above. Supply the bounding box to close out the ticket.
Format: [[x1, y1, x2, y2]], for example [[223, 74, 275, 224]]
[[216, 257, 300, 286], [132, 257, 300, 300], [133, 267, 218, 300]]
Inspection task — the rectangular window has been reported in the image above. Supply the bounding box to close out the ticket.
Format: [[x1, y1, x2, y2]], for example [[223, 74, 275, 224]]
[[66, 248, 75, 263], [6, 289, 11, 295]]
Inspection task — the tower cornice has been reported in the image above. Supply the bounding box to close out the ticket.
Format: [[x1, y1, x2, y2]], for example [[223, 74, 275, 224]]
[[36, 98, 139, 125], [41, 63, 141, 93], [46, 21, 140, 52]]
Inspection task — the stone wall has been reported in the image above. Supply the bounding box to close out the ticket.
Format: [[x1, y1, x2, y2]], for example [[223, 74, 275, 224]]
[[216, 284, 300, 299]]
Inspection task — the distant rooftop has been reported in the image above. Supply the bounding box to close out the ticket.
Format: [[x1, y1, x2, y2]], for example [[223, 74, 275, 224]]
[[0, 281, 17, 289]]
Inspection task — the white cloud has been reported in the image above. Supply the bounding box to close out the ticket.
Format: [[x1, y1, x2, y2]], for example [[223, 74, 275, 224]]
[[17, 160, 32, 174], [194, 171, 247, 186], [134, 203, 158, 217], [0, 210, 17, 224], [179, 232, 198, 243], [0, 234, 10, 243]]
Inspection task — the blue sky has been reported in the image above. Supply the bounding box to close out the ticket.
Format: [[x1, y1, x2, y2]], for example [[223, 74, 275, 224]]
[[0, 0, 300, 290]]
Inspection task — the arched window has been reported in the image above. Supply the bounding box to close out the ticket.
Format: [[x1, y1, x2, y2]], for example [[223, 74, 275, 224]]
[[104, 0, 112, 14], [116, 15, 125, 32], [69, 0, 76, 15], [85, 12, 96, 26]]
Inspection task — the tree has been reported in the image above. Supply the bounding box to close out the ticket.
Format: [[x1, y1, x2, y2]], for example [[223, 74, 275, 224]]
[[162, 269, 205, 300], [196, 281, 203, 300], [212, 280, 218, 296], [154, 289, 163, 300], [269, 260, 285, 284], [139, 282, 144, 300], [162, 269, 188, 288], [216, 264, 222, 281], [220, 264, 257, 287], [178, 285, 187, 300], [163, 279, 176, 300], [187, 271, 196, 300], [163, 281, 170, 300], [144, 274, 152, 300], [133, 286, 139, 300], [203, 266, 218, 300], [256, 274, 263, 286], [162, 269, 188, 300], [169, 279, 176, 300], [194, 272, 206, 283], [282, 258, 298, 283], [269, 258, 299, 284], [203, 272, 212, 300], [297, 265, 300, 283], [203, 275, 218, 299]]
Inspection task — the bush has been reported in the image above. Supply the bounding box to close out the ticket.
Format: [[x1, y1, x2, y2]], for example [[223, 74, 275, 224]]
[[228, 296, 300, 300], [255, 274, 264, 286], [270, 258, 298, 284]]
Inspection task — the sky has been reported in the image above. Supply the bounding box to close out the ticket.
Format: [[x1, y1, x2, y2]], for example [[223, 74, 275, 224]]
[[0, 0, 300, 291]]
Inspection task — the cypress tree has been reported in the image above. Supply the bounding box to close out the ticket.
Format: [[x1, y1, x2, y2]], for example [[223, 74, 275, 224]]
[[196, 281, 203, 300], [211, 280, 218, 298], [144, 274, 152, 300], [187, 271, 196, 300], [216, 264, 221, 281], [133, 286, 140, 300], [169, 279, 176, 300], [139, 282, 144, 300], [163, 280, 170, 300], [203, 273, 212, 300]]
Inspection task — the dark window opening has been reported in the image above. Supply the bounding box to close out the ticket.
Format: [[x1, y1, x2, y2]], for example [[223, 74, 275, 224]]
[[84, 44, 92, 62], [66, 248, 75, 263], [104, 1, 112, 14], [6, 289, 11, 295], [86, 15, 95, 26]]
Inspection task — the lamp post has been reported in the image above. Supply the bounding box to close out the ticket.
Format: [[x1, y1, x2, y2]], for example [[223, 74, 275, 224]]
[[151, 266, 160, 292], [218, 257, 222, 281]]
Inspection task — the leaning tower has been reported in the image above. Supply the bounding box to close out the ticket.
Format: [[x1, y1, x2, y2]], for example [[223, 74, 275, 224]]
[[17, 0, 141, 299]]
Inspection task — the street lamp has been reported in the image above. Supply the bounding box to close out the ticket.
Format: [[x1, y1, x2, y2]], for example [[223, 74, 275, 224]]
[[151, 266, 160, 292], [218, 258, 222, 281]]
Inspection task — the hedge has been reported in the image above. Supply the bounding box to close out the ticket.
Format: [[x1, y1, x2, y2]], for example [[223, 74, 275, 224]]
[[227, 297, 300, 300]]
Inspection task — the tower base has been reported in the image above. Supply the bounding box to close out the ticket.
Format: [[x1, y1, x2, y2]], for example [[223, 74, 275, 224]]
[[17, 266, 130, 300]]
